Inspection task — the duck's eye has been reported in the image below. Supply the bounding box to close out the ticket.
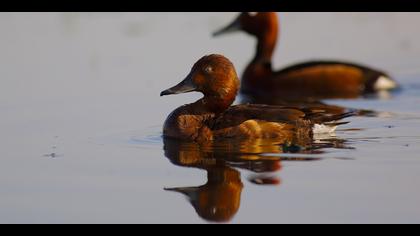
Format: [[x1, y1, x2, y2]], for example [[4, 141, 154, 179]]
[[247, 12, 258, 17], [204, 66, 213, 74]]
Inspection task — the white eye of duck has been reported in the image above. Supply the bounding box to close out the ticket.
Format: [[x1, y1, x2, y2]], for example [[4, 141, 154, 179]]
[[248, 12, 258, 17], [204, 66, 213, 73]]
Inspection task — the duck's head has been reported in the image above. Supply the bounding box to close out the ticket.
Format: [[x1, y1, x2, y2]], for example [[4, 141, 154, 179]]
[[161, 54, 240, 111], [213, 12, 278, 39]]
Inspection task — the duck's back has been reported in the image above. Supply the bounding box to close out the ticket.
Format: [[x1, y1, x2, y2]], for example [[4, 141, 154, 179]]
[[210, 104, 349, 141], [278, 60, 394, 90], [243, 61, 396, 100]]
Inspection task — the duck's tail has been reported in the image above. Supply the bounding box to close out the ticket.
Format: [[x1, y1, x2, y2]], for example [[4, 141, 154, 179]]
[[372, 75, 398, 91], [310, 111, 356, 134]]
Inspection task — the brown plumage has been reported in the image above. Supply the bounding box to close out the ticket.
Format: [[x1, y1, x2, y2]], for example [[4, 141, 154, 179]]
[[162, 133, 349, 222], [213, 12, 398, 100], [160, 54, 353, 142], [162, 137, 280, 223], [165, 166, 243, 223]]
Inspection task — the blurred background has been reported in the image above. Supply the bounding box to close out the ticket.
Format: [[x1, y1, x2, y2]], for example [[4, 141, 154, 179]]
[[1, 13, 420, 223]]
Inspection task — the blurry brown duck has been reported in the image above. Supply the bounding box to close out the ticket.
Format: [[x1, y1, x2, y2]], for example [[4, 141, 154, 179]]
[[160, 54, 354, 142], [213, 12, 398, 100]]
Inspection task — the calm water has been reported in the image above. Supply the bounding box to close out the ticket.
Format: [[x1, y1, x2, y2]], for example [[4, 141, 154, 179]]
[[1, 12, 420, 223]]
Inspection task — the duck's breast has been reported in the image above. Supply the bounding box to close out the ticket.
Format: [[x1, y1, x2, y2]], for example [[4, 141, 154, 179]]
[[163, 105, 213, 141]]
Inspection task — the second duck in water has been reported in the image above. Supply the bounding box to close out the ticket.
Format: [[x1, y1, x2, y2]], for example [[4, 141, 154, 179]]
[[213, 12, 398, 100], [160, 54, 353, 142]]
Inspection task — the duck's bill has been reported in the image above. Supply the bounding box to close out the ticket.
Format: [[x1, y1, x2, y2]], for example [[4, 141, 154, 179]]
[[164, 186, 198, 196], [160, 74, 197, 96], [212, 18, 241, 37]]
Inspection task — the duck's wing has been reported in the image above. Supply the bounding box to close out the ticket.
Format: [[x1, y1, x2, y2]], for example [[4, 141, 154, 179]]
[[211, 104, 355, 130], [274, 61, 395, 93], [211, 104, 306, 130], [276, 61, 370, 74]]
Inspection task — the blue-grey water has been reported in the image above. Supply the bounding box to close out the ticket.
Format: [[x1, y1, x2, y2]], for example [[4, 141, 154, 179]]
[[1, 12, 420, 223]]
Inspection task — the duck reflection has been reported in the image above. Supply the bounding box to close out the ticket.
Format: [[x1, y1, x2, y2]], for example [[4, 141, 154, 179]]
[[163, 136, 351, 222], [165, 166, 243, 223]]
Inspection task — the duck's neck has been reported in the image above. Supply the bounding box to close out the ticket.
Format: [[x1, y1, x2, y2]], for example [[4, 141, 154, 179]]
[[241, 21, 278, 93], [252, 23, 278, 66], [198, 93, 236, 114]]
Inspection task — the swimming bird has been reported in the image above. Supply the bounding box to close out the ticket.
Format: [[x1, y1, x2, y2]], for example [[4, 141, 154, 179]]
[[213, 12, 398, 100], [160, 54, 353, 142]]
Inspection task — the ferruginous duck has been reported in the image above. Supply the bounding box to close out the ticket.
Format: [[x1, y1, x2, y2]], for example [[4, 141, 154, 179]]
[[213, 12, 398, 100], [160, 54, 353, 142]]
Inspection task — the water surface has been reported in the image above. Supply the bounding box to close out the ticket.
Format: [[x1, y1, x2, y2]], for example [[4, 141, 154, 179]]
[[1, 12, 420, 223]]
